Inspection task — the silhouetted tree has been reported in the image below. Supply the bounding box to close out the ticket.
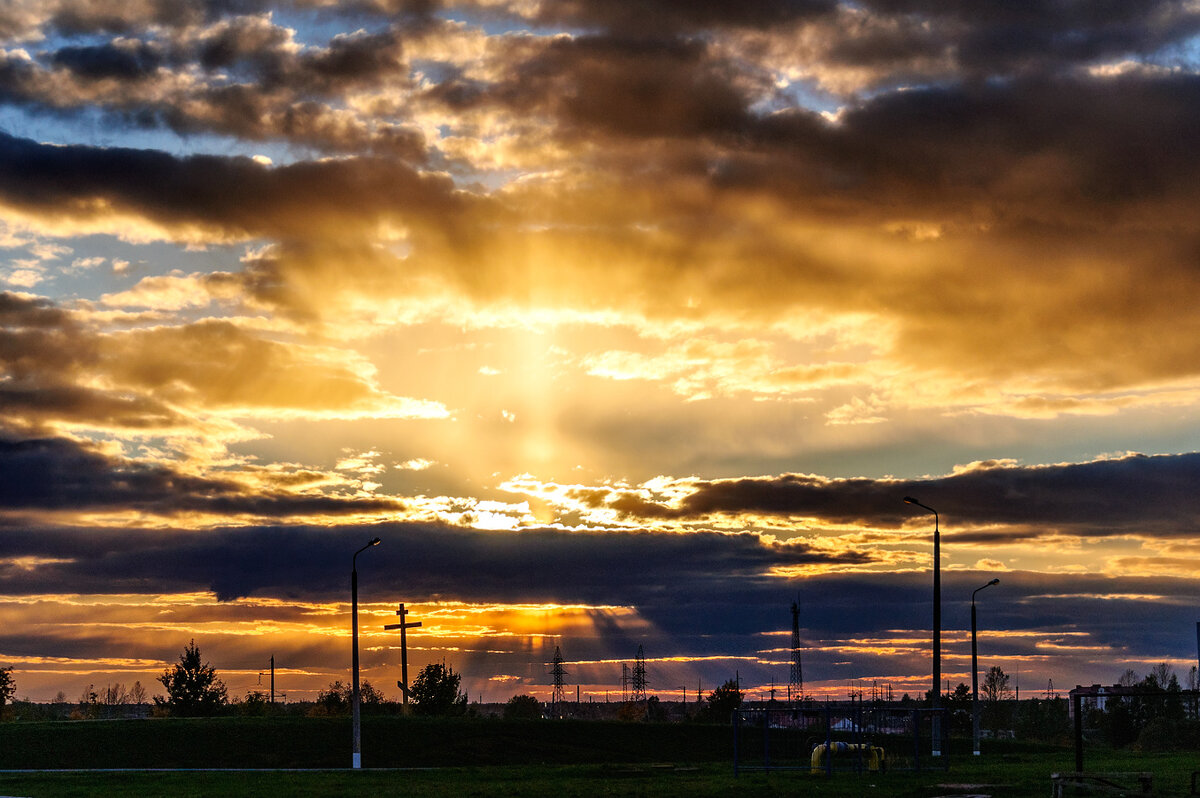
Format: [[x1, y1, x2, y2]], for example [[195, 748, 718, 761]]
[[129, 681, 148, 706], [503, 694, 542, 720], [74, 684, 99, 719], [981, 666, 1013, 735], [0, 667, 14, 713], [702, 679, 743, 723], [237, 690, 270, 716], [982, 666, 1012, 703], [1014, 697, 1071, 743], [313, 679, 385, 715], [410, 662, 467, 716], [1149, 662, 1175, 690], [101, 683, 129, 707], [947, 682, 972, 733], [155, 640, 228, 717], [1101, 697, 1138, 747]]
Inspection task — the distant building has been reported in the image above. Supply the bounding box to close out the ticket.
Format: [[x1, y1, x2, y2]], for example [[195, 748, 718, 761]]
[[1068, 684, 1146, 717]]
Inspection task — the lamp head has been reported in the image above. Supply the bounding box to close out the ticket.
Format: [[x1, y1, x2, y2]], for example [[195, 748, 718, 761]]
[[368, 537, 381, 547], [903, 496, 918, 504], [989, 578, 1000, 586]]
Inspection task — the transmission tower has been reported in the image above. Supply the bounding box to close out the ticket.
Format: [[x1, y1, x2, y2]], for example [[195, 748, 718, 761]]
[[550, 646, 568, 715], [621, 663, 630, 702], [632, 645, 648, 700], [789, 599, 804, 704], [1045, 679, 1057, 700]]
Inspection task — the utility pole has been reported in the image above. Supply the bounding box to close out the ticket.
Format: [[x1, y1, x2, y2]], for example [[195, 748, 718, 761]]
[[384, 603, 422, 709], [351, 536, 381, 769], [270, 656, 275, 704]]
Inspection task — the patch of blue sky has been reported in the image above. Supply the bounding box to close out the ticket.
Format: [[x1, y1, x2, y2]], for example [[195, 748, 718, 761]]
[[438, 6, 546, 37], [0, 105, 319, 165], [20, 27, 120, 52], [269, 5, 395, 45], [273, 2, 552, 42], [452, 165, 524, 192], [1144, 33, 1200, 71], [412, 57, 468, 85], [5, 234, 251, 305], [755, 76, 842, 116]]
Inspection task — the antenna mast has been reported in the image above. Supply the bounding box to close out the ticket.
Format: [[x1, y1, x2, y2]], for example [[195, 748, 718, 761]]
[[789, 598, 804, 703]]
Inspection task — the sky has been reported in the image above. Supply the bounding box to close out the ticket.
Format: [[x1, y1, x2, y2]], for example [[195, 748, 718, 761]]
[[2, 0, 1200, 706]]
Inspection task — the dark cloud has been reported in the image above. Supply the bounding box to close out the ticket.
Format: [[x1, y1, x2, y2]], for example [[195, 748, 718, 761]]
[[50, 42, 164, 81], [0, 132, 461, 239], [0, 383, 185, 431], [787, 0, 1200, 92], [0, 292, 87, 373], [0, 293, 159, 432], [0, 518, 868, 605], [729, 73, 1200, 229], [611, 453, 1200, 537], [0, 434, 402, 518], [46, 0, 271, 36], [190, 21, 411, 95], [2, 519, 1195, 692], [533, 0, 835, 34], [424, 34, 760, 141], [0, 16, 424, 155], [196, 14, 295, 71]]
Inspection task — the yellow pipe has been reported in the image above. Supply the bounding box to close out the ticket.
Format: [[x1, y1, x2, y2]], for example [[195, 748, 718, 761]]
[[810, 742, 886, 773]]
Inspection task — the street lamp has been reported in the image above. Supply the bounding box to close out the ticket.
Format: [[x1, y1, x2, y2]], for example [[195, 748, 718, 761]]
[[903, 496, 942, 757], [351, 536, 381, 769], [972, 577, 1000, 757]]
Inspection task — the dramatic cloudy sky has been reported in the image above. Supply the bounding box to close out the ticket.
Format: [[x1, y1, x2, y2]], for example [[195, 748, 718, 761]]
[[2, 0, 1200, 705]]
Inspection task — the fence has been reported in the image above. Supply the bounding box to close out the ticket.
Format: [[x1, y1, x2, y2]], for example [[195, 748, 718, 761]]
[[733, 700, 949, 776]]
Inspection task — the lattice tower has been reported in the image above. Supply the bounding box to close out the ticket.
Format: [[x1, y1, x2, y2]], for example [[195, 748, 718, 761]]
[[632, 645, 648, 700], [550, 646, 568, 708], [789, 600, 803, 703]]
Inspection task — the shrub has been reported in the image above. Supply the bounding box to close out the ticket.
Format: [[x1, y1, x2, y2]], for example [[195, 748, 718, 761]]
[[503, 694, 542, 720]]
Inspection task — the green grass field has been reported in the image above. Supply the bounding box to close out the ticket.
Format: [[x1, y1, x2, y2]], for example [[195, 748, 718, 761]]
[[0, 717, 1197, 796]]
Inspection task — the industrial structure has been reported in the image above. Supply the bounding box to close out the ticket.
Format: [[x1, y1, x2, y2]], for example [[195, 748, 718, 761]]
[[550, 646, 567, 715], [631, 645, 648, 701], [789, 599, 803, 704]]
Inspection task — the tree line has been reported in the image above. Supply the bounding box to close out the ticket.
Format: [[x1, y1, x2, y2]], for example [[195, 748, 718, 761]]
[[0, 641, 471, 719]]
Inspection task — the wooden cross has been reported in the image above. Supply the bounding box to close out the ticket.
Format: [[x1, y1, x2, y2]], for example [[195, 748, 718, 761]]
[[383, 603, 422, 705]]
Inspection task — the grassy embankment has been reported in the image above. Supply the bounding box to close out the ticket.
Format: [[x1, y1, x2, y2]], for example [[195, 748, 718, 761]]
[[1, 716, 1196, 796]]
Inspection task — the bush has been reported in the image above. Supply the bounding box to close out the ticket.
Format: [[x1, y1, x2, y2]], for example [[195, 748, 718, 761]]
[[309, 680, 385, 716], [235, 691, 271, 717], [503, 695, 542, 720]]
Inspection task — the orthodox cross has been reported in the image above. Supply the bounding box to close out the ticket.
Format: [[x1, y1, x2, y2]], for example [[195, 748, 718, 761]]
[[383, 603, 421, 706]]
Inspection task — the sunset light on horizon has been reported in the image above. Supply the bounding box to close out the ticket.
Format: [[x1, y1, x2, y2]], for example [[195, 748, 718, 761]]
[[2, 0, 1200, 707]]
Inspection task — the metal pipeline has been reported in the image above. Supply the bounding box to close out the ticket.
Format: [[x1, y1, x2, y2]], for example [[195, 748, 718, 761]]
[[810, 741, 886, 773]]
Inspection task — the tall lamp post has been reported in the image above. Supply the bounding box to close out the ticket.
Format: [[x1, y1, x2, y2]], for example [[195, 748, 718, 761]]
[[903, 496, 942, 757], [351, 536, 381, 769], [972, 577, 1000, 757]]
